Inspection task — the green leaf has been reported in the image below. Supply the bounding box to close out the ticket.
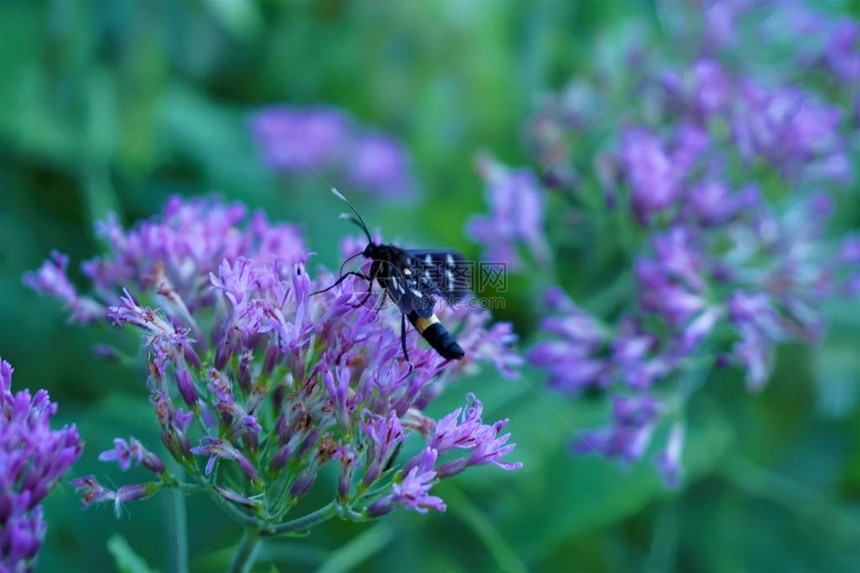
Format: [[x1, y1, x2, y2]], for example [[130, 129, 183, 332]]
[[107, 534, 157, 573], [440, 485, 528, 573], [478, 394, 734, 561], [316, 524, 394, 573], [201, 0, 263, 41]]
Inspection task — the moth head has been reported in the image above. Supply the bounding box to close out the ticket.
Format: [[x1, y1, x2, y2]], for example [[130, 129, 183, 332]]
[[362, 242, 384, 259]]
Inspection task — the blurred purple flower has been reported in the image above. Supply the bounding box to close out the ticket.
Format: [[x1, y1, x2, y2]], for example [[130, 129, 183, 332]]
[[574, 395, 662, 464], [251, 106, 419, 199], [618, 126, 708, 225], [251, 106, 351, 171], [1, 359, 82, 571], [515, 0, 859, 489], [657, 424, 685, 488], [688, 59, 730, 117], [23, 251, 104, 323], [528, 288, 612, 393], [826, 20, 860, 82], [703, 0, 755, 47], [840, 234, 860, 265], [346, 133, 416, 197], [732, 82, 846, 180], [683, 181, 760, 226], [469, 153, 549, 270]]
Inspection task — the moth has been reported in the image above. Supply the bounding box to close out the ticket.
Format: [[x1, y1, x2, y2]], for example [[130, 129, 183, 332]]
[[314, 189, 471, 362]]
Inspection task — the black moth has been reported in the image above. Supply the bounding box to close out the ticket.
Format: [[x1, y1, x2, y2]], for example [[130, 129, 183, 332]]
[[313, 189, 470, 362]]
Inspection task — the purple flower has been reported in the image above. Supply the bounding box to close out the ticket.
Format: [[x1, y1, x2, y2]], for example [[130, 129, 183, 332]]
[[251, 106, 421, 200], [683, 181, 760, 226], [98, 438, 166, 474], [527, 287, 613, 392], [679, 305, 723, 352], [657, 425, 685, 488], [613, 318, 667, 390], [368, 448, 446, 516], [23, 251, 77, 304], [840, 234, 860, 265], [513, 0, 859, 489], [23, 251, 104, 323], [1, 359, 82, 571], [826, 20, 860, 82], [687, 59, 730, 117], [346, 133, 416, 197], [322, 367, 354, 430], [450, 310, 524, 379], [98, 438, 143, 471], [214, 485, 261, 510], [360, 411, 405, 487], [71, 475, 114, 509], [727, 291, 783, 340], [428, 394, 522, 478], [619, 128, 677, 225], [71, 477, 154, 518], [251, 106, 351, 171], [469, 154, 549, 270], [112, 484, 154, 517], [361, 411, 404, 459], [732, 326, 773, 391], [732, 82, 846, 180], [618, 127, 708, 226], [78, 196, 305, 312], [333, 444, 357, 501], [703, 0, 755, 47], [574, 396, 662, 464], [28, 194, 522, 532], [636, 262, 706, 326], [191, 438, 259, 482]]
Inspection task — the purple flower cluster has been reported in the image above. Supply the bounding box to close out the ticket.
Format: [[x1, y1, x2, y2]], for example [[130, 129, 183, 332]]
[[251, 106, 417, 198], [468, 153, 550, 270], [27, 195, 520, 532], [474, 4, 860, 486], [1, 359, 82, 572]]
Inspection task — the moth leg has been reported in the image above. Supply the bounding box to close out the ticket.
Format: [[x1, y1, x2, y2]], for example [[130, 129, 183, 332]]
[[400, 312, 412, 367], [348, 264, 381, 309], [311, 271, 372, 296], [349, 286, 375, 309], [372, 290, 388, 311]]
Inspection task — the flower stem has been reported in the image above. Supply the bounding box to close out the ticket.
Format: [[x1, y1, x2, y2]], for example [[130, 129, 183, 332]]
[[228, 529, 262, 573], [164, 468, 189, 573], [261, 501, 338, 538]]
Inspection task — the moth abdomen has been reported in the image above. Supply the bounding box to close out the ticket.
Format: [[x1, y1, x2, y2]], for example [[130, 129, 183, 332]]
[[410, 313, 465, 360]]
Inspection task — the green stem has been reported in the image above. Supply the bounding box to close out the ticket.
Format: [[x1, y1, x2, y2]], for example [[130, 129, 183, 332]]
[[723, 457, 860, 544], [316, 524, 394, 573], [260, 501, 338, 538], [442, 485, 527, 573], [164, 469, 189, 573], [228, 529, 262, 573], [202, 483, 265, 530]]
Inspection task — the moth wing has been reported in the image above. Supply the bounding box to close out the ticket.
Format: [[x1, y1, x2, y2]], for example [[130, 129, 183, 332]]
[[376, 249, 437, 318], [404, 249, 473, 302]]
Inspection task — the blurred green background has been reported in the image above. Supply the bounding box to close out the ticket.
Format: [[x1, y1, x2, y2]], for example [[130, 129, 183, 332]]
[[1, 1, 859, 571]]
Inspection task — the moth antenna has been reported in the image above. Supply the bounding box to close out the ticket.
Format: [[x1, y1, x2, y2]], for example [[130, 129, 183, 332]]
[[332, 188, 372, 243]]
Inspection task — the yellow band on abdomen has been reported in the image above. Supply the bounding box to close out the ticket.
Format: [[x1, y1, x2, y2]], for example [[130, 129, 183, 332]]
[[413, 314, 440, 333]]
